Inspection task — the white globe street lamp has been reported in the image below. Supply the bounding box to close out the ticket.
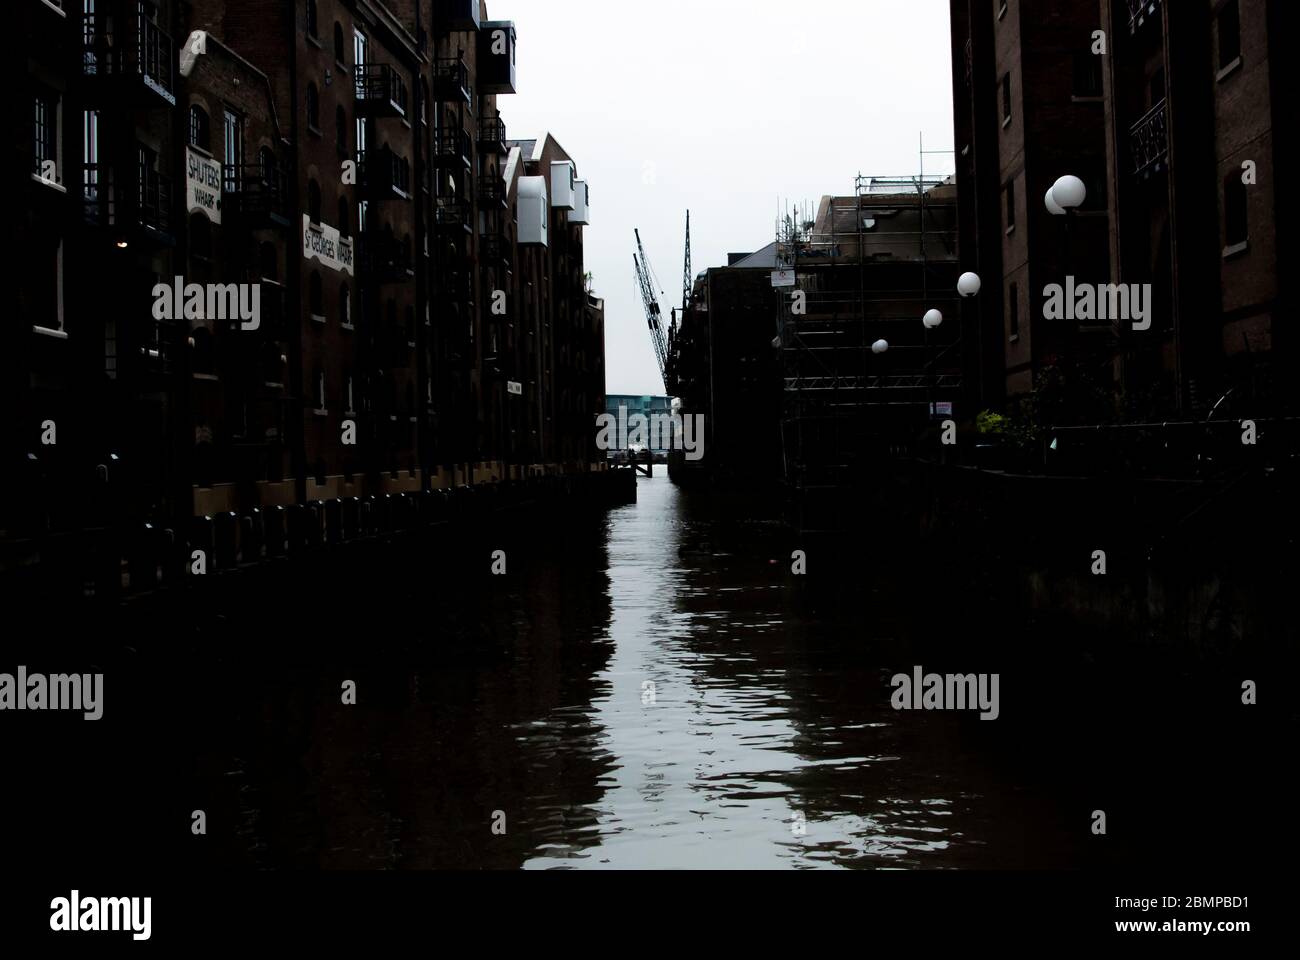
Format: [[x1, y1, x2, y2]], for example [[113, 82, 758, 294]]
[[872, 339, 889, 355], [957, 272, 982, 298], [1051, 174, 1087, 211], [1045, 186, 1066, 216], [923, 308, 944, 330]]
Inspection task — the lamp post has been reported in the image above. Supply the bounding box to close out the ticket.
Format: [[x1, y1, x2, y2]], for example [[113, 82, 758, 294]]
[[923, 308, 943, 424], [956, 271, 981, 420], [871, 338, 889, 446], [1047, 174, 1086, 279]]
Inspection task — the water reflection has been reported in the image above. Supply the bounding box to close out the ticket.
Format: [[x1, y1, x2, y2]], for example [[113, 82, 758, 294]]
[[190, 475, 1222, 871], [520, 478, 1080, 869]]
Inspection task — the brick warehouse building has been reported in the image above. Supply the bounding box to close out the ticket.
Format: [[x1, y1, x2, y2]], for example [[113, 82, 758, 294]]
[[9, 0, 605, 569], [949, 0, 1294, 420], [505, 134, 603, 474]]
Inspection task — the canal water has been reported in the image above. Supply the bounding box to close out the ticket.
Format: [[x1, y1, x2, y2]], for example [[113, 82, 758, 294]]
[[20, 473, 1252, 872], [173, 473, 1200, 872]]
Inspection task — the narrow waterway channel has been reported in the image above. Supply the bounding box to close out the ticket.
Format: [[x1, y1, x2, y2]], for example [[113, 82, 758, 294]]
[[176, 473, 1191, 871], [8, 475, 1270, 872]]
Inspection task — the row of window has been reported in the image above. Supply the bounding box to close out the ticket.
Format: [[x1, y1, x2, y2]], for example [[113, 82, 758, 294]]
[[992, 0, 1238, 55], [309, 369, 432, 417], [31, 98, 157, 228], [305, 181, 361, 234], [304, 274, 420, 338], [32, 92, 256, 201], [187, 104, 243, 174], [305, 2, 353, 66], [992, 0, 1243, 117], [306, 272, 352, 325]]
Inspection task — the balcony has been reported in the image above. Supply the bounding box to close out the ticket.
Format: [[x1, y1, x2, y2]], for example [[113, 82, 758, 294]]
[[431, 57, 471, 104], [476, 21, 517, 96], [359, 233, 415, 283], [431, 127, 472, 169], [354, 63, 408, 118], [478, 176, 508, 209], [434, 198, 472, 234], [480, 234, 511, 270], [477, 116, 508, 155], [438, 267, 474, 305], [435, 0, 481, 32], [1130, 99, 1168, 178], [356, 148, 412, 200], [570, 180, 591, 225], [81, 13, 176, 107], [82, 162, 173, 241], [223, 163, 290, 227], [1126, 0, 1161, 36]]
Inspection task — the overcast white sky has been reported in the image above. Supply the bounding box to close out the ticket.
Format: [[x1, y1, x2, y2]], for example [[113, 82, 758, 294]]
[[500, 0, 956, 397]]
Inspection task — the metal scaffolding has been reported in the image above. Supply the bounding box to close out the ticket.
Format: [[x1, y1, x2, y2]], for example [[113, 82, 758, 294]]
[[776, 155, 960, 489]]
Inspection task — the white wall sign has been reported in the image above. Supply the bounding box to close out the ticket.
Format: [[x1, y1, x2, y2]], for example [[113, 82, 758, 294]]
[[507, 381, 523, 396], [302, 216, 355, 275], [771, 269, 796, 288], [186, 147, 222, 224]]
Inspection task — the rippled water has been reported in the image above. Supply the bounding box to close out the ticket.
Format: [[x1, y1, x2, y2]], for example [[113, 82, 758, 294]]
[[181, 475, 1134, 871], [525, 479, 996, 869], [6, 475, 1270, 874]]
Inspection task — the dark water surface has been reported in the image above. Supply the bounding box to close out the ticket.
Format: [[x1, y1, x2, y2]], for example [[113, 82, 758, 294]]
[[13, 475, 1266, 872], [182, 474, 1239, 872]]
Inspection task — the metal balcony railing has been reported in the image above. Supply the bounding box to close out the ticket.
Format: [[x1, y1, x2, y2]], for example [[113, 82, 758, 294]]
[[359, 235, 414, 282], [431, 127, 472, 167], [783, 374, 963, 393], [431, 57, 470, 102], [438, 269, 473, 303], [478, 176, 508, 207], [477, 116, 507, 151], [354, 63, 408, 117], [83, 162, 171, 234], [434, 199, 472, 232], [81, 13, 175, 103], [1130, 98, 1169, 177], [356, 148, 411, 197], [223, 162, 289, 222], [480, 234, 510, 267], [138, 169, 171, 233]]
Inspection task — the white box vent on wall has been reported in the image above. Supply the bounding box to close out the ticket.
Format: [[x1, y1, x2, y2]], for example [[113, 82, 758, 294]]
[[550, 161, 575, 210], [570, 180, 590, 225], [518, 175, 549, 246]]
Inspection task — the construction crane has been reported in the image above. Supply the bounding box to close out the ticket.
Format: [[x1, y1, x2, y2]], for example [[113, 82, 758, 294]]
[[633, 228, 669, 391], [681, 208, 691, 316], [670, 210, 691, 356]]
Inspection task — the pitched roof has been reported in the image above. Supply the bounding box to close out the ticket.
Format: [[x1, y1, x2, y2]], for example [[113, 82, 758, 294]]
[[726, 242, 780, 270], [508, 139, 538, 162]]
